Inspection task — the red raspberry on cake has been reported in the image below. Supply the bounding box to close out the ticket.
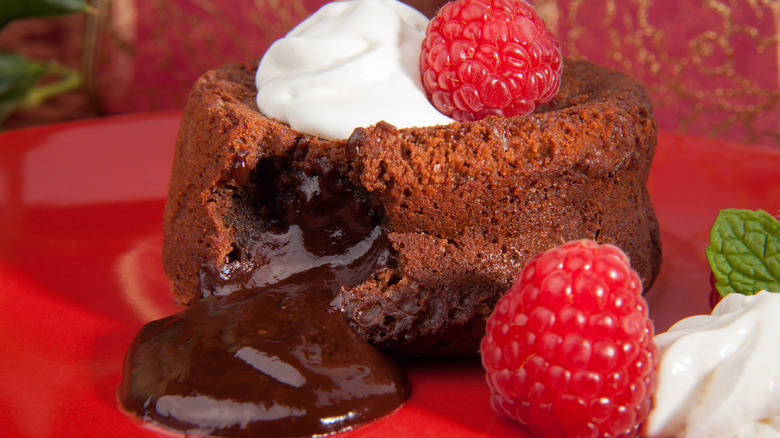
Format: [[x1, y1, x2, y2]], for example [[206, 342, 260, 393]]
[[420, 0, 562, 122], [480, 240, 658, 438]]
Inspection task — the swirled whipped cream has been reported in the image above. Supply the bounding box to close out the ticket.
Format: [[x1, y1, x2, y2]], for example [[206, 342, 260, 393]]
[[644, 291, 780, 438], [255, 0, 453, 140]]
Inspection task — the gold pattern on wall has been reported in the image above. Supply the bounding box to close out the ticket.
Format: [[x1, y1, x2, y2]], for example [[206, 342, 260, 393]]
[[80, 0, 780, 149], [534, 0, 780, 148]]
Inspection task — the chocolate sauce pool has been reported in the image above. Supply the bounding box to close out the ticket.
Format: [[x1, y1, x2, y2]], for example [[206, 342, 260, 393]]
[[118, 170, 409, 437]]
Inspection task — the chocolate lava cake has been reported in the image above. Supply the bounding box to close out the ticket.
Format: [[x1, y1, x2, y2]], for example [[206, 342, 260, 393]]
[[162, 58, 662, 355]]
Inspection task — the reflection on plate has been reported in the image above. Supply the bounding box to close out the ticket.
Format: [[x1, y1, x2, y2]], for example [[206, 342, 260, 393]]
[[1, 112, 779, 437]]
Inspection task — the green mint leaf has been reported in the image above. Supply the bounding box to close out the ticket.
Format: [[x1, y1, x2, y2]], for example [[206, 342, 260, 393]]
[[0, 0, 89, 30], [706, 208, 780, 297]]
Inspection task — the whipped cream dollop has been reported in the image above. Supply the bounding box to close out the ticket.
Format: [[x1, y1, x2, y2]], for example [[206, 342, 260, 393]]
[[645, 291, 780, 438], [255, 0, 454, 140]]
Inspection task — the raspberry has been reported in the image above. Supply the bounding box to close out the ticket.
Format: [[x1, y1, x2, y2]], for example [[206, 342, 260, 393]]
[[480, 240, 658, 438], [419, 0, 562, 122]]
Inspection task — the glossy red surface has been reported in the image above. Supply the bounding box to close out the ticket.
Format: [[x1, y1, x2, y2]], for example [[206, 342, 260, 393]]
[[1, 113, 779, 437]]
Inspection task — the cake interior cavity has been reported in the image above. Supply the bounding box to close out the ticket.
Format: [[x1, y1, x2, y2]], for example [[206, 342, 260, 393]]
[[202, 157, 389, 297]]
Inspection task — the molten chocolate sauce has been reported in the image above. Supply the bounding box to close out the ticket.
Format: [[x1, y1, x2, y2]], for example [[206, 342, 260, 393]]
[[119, 170, 408, 437]]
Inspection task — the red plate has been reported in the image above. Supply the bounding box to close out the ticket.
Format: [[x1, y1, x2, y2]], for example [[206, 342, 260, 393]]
[[1, 112, 779, 437]]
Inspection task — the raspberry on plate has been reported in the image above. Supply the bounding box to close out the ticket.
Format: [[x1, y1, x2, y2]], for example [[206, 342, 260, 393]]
[[419, 0, 562, 122], [480, 240, 658, 438]]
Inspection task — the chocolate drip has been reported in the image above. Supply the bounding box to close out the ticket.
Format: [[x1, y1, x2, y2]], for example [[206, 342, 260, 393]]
[[231, 152, 250, 186], [118, 273, 408, 437], [120, 168, 408, 436]]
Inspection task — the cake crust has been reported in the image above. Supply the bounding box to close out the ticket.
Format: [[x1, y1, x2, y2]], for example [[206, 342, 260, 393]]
[[162, 59, 661, 355]]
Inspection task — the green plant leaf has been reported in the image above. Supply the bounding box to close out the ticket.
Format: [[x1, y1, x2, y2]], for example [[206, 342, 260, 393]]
[[706, 208, 780, 297], [0, 0, 89, 30], [0, 52, 83, 126], [0, 52, 47, 124]]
